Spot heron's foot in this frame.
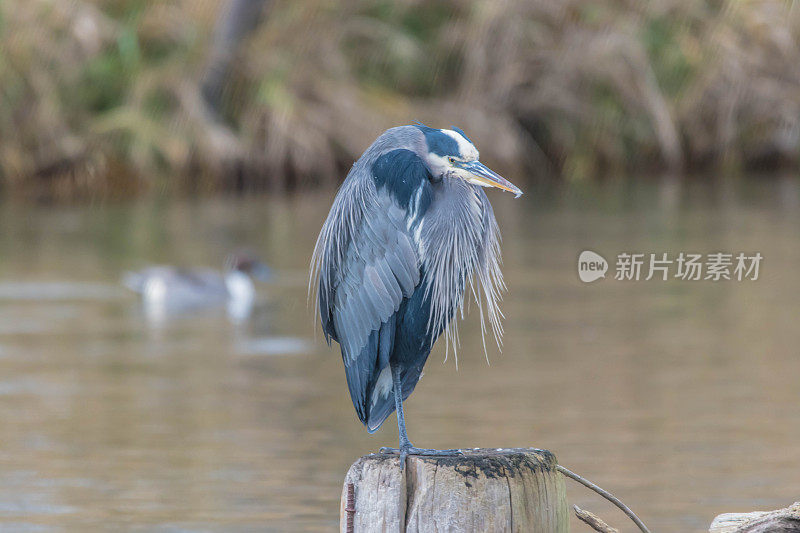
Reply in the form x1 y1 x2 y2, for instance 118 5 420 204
380 445 464 471
379 446 465 457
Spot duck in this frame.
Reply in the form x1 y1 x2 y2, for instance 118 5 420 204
123 253 271 322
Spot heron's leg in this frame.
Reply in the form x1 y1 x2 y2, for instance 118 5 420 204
379 364 463 464
392 363 412 449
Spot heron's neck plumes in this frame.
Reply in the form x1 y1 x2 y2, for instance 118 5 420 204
420 180 506 365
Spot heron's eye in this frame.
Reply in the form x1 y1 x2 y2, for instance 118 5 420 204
448 157 456 163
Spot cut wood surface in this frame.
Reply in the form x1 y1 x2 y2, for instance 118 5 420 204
709 501 800 533
339 447 568 533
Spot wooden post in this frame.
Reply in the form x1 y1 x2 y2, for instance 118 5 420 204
339 447 569 532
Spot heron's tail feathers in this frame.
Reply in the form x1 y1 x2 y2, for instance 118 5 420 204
357 363 395 433
364 365 422 433
366 393 395 434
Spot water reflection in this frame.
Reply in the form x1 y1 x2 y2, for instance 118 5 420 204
0 179 797 530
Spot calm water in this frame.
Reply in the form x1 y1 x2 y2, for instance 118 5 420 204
0 178 798 531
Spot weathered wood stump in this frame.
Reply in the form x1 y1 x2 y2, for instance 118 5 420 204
709 501 800 532
339 447 569 532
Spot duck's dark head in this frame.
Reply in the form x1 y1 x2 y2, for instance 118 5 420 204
226 252 272 281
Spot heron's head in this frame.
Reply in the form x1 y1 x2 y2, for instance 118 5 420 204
416 125 523 197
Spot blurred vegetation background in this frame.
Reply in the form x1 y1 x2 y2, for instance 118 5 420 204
1 0 799 198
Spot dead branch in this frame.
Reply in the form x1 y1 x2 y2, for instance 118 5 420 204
557 464 650 533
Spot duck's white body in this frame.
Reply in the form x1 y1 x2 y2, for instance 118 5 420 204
124 266 255 322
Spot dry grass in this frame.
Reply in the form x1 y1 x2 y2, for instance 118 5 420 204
1 0 799 198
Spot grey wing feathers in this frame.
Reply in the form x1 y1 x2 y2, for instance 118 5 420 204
333 198 418 357
311 178 420 422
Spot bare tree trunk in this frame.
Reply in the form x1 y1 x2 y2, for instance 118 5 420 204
200 0 270 117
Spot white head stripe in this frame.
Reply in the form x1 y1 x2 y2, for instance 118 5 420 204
441 129 479 160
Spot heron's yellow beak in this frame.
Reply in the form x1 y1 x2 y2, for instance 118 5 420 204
457 161 523 198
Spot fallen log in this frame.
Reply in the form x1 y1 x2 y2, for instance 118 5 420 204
709 501 800 532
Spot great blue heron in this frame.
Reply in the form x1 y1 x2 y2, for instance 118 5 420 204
311 125 521 461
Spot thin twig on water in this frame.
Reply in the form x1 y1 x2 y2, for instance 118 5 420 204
556 464 651 533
